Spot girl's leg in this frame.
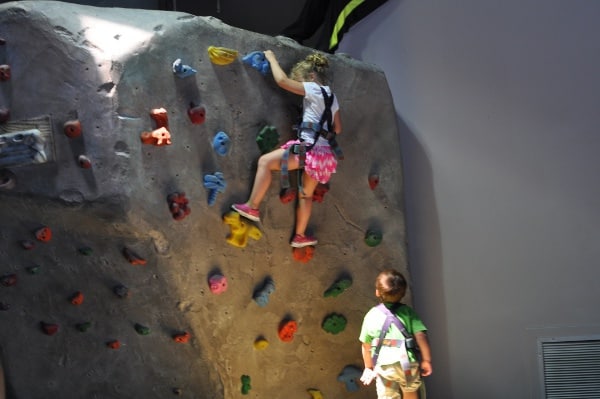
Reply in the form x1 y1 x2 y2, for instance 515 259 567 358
245 148 290 208
294 171 319 237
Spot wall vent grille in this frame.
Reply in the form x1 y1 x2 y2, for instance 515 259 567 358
540 337 600 398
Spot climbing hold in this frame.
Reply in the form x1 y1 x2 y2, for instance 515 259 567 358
322 313 347 335
1 274 17 287
135 323 151 335
187 102 206 125
63 120 82 138
0 108 10 124
292 246 314 263
278 319 298 342
307 388 324 399
212 131 230 156
312 183 329 203
207 46 239 65
167 192 191 220
223 211 262 248
77 154 92 169
69 291 84 305
172 58 197 78
20 240 35 250
368 174 379 190
113 284 130 299
208 274 228 294
0 169 16 190
0 65 10 81
364 229 383 247
35 226 52 242
324 278 352 298
173 331 191 343
140 126 171 146
203 172 226 206
242 51 271 76
150 107 168 128
253 278 275 307
78 246 93 256
279 187 297 204
337 365 362 392
76 321 92 332
40 322 59 336
172 387 183 396
253 337 269 350
26 265 41 274
122 247 147 265
107 340 121 349
256 125 279 154
240 375 252 395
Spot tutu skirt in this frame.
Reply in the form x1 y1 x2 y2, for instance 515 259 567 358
281 140 337 184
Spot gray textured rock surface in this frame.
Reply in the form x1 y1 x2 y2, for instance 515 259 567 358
0 1 408 398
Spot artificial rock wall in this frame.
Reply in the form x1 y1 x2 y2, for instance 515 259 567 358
0 2 407 398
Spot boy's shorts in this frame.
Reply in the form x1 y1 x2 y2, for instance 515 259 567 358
375 361 422 399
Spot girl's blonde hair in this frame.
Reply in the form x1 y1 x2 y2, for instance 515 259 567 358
375 269 407 303
290 52 330 84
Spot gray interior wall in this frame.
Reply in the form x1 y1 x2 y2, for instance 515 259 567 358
338 1 600 398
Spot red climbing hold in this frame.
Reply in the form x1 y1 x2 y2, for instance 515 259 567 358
279 187 297 204
292 246 314 263
150 107 169 128
173 331 191 343
41 322 59 336
122 247 147 265
0 65 10 81
63 120 82 138
1 274 17 287
35 226 52 242
70 291 84 305
312 183 329 203
368 174 379 190
107 340 121 349
188 103 206 125
278 319 298 342
78 155 92 169
167 192 191 220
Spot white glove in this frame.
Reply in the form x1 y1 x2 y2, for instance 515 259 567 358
360 367 377 385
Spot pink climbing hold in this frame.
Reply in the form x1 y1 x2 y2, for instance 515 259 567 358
208 274 228 294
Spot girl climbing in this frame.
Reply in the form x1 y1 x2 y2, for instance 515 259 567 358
232 50 342 248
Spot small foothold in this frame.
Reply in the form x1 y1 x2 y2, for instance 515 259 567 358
78 246 93 256
0 65 11 81
122 247 146 265
312 183 329 203
322 313 347 335
76 321 92 332
292 246 315 263
364 229 383 247
1 274 17 287
78 155 92 169
70 291 84 305
324 278 353 298
240 375 252 395
107 340 121 349
26 265 41 274
212 131 230 156
307 388 324 399
187 103 206 125
279 187 297 204
242 51 271 76
0 169 16 190
253 337 269 350
278 319 298 343
35 226 52 242
41 322 59 336
172 58 197 78
63 120 82 138
337 365 362 392
173 331 191 343
113 284 130 299
0 108 10 124
256 125 279 154
20 240 35 250
208 274 228 294
167 192 191 220
0 38 5 45
368 174 379 190
134 323 151 335
172 387 183 396
253 278 275 307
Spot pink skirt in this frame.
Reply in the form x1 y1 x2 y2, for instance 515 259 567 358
281 140 337 184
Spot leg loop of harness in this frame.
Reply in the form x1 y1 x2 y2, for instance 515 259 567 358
280 147 291 189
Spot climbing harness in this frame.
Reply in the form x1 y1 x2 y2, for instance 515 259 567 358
280 87 343 195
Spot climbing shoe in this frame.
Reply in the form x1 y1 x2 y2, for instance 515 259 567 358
231 203 260 222
290 234 318 248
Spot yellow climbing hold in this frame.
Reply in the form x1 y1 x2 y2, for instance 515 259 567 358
307 388 324 399
253 337 269 350
207 46 239 65
223 211 262 248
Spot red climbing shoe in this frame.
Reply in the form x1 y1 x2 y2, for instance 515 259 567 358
231 203 260 222
290 234 318 248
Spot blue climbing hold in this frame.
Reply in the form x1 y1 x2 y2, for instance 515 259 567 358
203 172 226 206
172 58 197 78
253 278 275 307
213 131 231 156
242 51 270 76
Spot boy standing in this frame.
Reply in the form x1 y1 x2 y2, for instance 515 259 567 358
359 269 433 399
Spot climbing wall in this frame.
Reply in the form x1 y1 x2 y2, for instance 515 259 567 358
0 2 408 398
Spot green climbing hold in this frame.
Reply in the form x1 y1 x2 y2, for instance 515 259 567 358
76 321 92 332
135 323 151 335
26 265 41 274
322 313 347 335
324 278 352 298
364 229 382 247
78 246 93 256
241 375 252 395
256 125 279 154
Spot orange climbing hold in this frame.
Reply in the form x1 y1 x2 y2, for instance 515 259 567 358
35 226 52 242
122 247 147 265
107 340 121 349
150 107 169 128
292 246 315 263
278 319 298 342
173 331 191 343
140 126 171 146
70 291 84 305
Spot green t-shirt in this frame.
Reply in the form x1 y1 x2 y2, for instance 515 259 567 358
359 303 427 364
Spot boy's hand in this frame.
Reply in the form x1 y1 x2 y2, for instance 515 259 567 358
420 360 433 376
360 368 377 385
